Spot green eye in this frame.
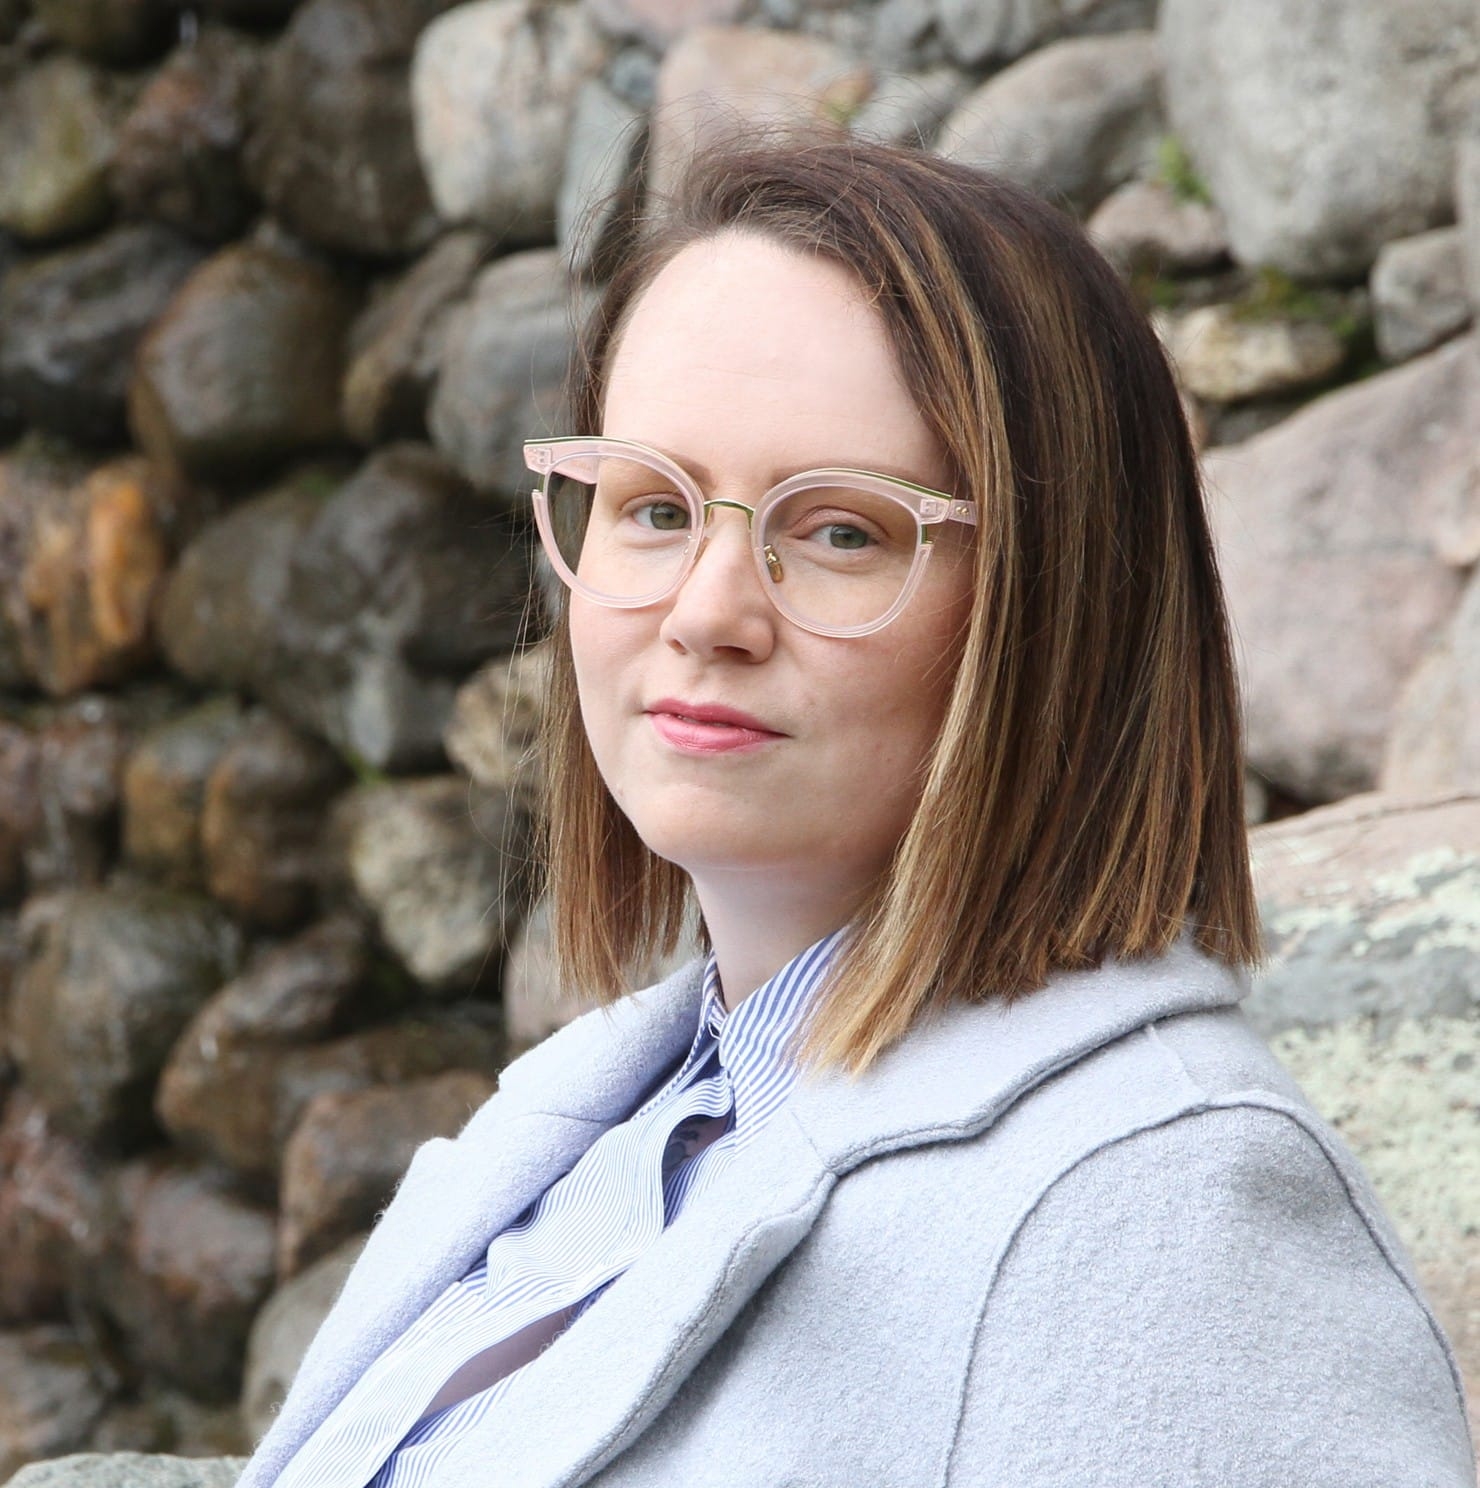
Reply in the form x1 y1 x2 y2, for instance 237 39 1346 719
824 524 870 550
636 500 690 531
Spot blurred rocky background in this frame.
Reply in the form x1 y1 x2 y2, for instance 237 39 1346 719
0 0 1476 1480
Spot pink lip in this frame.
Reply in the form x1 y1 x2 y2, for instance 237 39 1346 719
646 698 786 754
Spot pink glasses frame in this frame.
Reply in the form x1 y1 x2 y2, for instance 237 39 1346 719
524 435 978 639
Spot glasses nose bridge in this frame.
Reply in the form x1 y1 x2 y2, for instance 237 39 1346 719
698 496 759 532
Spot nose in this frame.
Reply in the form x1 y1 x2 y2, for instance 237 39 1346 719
658 504 777 662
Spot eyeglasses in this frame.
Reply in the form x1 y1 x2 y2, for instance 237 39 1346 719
524 436 977 639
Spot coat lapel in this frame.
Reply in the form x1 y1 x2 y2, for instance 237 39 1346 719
239 962 707 1488
431 936 1247 1488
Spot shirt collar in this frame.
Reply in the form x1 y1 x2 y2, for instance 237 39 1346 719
701 929 847 1133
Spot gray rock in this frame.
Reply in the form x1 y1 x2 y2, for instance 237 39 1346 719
0 55 121 244
112 27 265 244
429 249 596 503
937 0 1154 69
9 884 243 1147
0 224 205 446
199 710 347 930
90 1158 276 1402
867 0 941 72
33 0 177 64
6 1456 247 1487
241 1236 366 1444
121 697 250 893
245 0 458 260
1382 567 1480 794
1160 0 1480 279
1087 177 1229 276
194 0 301 22
1457 134 1480 318
648 28 872 203
342 228 491 447
332 774 533 989
0 1327 111 1482
604 44 658 110
847 66 969 148
557 80 644 281
156 446 530 771
1250 789 1480 1412
1206 335 1479 802
1371 226 1471 365
0 720 39 902
443 646 547 807
276 1070 495 1275
410 0 608 243
129 243 356 483
1153 303 1346 404
936 32 1162 214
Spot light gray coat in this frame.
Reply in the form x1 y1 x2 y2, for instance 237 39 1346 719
239 940 1475 1487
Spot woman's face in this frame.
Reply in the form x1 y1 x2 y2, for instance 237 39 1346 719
570 232 975 910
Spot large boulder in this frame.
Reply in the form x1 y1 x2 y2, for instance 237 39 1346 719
9 885 243 1147
410 0 608 243
156 445 530 770
0 56 121 245
91 1158 276 1402
648 28 871 201
1371 226 1472 365
556 79 644 280
936 0 1154 70
936 32 1162 214
129 243 356 483
342 228 491 446
246 0 459 259
198 710 348 930
0 225 205 446
1250 789 1480 1429
275 1070 495 1275
1205 334 1480 802
428 248 595 502
111 27 265 244
330 775 533 990
0 454 184 697
1382 567 1480 794
1159 0 1480 279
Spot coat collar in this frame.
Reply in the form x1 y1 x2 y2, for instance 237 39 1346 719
244 939 1246 1488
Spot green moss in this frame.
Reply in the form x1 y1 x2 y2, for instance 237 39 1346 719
1154 135 1212 207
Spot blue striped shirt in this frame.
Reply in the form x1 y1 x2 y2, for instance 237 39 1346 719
270 930 842 1488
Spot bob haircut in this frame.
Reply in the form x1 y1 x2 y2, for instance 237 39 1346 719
538 135 1261 1073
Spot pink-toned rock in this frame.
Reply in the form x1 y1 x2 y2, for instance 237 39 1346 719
1206 334 1480 802
1088 177 1230 275
93 1157 276 1401
276 1070 496 1275
649 28 873 202
1382 567 1480 793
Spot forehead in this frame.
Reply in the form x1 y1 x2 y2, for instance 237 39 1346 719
601 233 946 487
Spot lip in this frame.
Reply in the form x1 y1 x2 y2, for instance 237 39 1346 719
645 697 787 754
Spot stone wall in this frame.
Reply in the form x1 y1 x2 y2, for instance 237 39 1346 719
0 0 1477 1477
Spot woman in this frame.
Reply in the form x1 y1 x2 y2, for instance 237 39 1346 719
239 139 1474 1486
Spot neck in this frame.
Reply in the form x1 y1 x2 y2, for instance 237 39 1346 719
691 868 863 1012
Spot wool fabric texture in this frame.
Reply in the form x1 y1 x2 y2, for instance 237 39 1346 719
238 939 1476 1487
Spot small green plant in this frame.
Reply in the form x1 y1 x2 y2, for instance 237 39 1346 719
1155 135 1212 207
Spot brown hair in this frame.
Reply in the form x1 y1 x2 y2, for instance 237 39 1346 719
539 135 1260 1073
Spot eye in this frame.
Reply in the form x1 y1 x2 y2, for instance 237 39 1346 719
817 522 871 550
632 498 690 532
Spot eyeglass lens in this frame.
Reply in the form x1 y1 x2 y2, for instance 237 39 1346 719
542 451 922 631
